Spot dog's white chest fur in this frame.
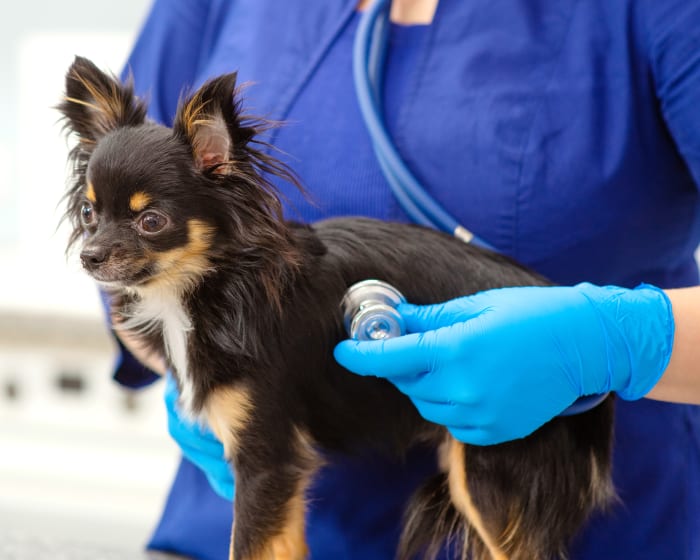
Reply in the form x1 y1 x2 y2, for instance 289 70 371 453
124 287 197 416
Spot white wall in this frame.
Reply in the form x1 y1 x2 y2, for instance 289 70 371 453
0 1 182 553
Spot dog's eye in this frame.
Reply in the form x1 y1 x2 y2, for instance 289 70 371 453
138 211 168 234
80 202 96 227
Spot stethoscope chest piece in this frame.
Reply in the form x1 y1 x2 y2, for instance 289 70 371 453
342 279 407 341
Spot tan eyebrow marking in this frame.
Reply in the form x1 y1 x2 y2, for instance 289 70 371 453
85 182 97 203
129 192 152 212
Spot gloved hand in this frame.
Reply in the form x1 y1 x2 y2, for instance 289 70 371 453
334 283 674 445
164 373 235 500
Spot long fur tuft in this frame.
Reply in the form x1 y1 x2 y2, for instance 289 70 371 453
172 73 306 310
399 473 466 560
58 56 148 251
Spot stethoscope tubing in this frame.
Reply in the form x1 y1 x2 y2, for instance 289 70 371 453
353 0 434 230
353 0 609 416
353 0 495 249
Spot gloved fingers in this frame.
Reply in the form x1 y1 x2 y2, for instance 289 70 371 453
163 372 179 408
201 458 235 498
448 426 497 446
398 296 488 333
411 397 475 429
206 471 235 501
163 373 235 501
174 424 235 501
388 367 476 403
166 413 227 456
164 372 226 454
334 331 438 378
164 373 208 434
385 326 480 399
173 423 234 501
177 440 225 471
179 456 235 501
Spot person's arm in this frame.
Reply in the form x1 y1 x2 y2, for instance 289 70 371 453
646 287 700 404
626 0 700 403
334 282 679 445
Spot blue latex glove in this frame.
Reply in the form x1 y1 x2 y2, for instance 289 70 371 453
164 373 235 500
334 283 674 445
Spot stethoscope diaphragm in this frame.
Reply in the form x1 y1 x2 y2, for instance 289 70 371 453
341 279 407 341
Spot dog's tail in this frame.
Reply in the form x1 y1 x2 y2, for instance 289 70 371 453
398 473 466 560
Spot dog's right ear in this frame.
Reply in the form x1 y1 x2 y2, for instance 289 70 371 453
173 72 260 175
59 56 147 147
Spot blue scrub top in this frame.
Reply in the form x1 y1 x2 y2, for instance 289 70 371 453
117 1 700 558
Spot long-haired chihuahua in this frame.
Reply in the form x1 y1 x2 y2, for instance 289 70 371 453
59 57 615 560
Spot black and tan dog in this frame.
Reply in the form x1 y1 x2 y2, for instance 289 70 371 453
59 56 615 560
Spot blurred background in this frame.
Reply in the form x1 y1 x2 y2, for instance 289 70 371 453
0 0 182 555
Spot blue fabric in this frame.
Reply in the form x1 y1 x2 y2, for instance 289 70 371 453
120 0 700 558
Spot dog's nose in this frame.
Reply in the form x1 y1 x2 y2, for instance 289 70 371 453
80 246 110 270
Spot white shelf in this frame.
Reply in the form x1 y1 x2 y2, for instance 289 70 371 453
0 317 179 549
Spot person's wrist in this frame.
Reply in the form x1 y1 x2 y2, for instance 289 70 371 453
575 282 674 401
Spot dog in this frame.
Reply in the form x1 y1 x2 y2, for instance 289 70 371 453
59 56 615 560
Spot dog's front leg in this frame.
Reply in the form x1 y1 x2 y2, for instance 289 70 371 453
205 387 318 560
231 456 314 560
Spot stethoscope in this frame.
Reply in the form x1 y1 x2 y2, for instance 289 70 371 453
353 0 494 251
348 0 608 416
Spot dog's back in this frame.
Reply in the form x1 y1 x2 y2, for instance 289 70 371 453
59 57 615 560
272 217 616 559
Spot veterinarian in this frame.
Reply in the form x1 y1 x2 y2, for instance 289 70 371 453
109 1 700 558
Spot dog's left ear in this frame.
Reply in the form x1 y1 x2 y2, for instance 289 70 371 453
173 73 257 175
59 56 147 147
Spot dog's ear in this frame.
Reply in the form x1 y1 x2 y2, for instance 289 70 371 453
173 73 258 175
59 56 147 146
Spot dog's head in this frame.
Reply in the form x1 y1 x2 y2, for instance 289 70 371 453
59 56 299 296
